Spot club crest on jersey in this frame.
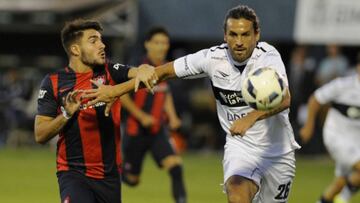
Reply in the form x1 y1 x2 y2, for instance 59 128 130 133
93 75 106 85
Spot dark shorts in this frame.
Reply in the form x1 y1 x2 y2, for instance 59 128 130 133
57 171 121 203
122 127 176 175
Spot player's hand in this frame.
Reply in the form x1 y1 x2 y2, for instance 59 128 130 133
134 64 158 93
299 124 314 144
62 90 82 117
104 97 119 117
82 80 116 107
229 114 257 136
169 116 182 131
139 113 156 128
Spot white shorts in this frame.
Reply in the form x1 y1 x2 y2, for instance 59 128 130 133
323 128 360 177
223 142 296 203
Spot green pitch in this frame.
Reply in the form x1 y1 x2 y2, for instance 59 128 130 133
0 148 359 203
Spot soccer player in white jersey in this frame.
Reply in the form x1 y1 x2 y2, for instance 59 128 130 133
83 5 300 203
300 54 360 203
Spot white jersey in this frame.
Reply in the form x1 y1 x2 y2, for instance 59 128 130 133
174 42 300 157
315 75 360 138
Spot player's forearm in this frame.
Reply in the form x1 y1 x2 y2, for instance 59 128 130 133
155 62 178 82
34 115 68 144
248 89 291 121
304 95 322 127
127 67 139 78
120 94 147 120
164 93 179 120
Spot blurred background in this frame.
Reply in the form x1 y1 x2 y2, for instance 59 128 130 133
0 0 360 202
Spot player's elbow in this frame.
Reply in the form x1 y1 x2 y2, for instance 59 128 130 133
34 129 49 145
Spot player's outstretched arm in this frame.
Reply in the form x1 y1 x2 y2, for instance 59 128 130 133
164 92 182 130
299 94 323 143
230 88 291 136
83 62 177 107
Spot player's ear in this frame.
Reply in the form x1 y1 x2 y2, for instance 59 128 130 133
255 30 260 42
70 44 80 56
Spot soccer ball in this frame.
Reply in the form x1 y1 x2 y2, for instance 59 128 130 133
241 67 285 111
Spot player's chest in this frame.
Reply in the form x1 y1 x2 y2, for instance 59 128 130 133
208 61 249 91
58 73 108 96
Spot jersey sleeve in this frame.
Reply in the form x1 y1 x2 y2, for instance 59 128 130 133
173 49 209 78
107 62 130 84
261 50 289 87
314 78 343 104
37 74 58 117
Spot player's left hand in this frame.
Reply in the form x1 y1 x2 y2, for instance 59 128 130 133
134 64 158 92
229 114 257 136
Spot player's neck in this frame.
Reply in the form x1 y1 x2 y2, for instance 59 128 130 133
68 59 93 73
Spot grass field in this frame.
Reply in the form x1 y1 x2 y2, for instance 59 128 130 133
0 148 359 203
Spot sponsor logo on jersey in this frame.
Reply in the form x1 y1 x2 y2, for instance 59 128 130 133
217 70 229 77
211 83 247 107
219 91 244 106
113 63 122 70
184 56 189 70
38 89 47 99
213 70 230 82
227 112 247 121
211 56 227 61
79 101 106 110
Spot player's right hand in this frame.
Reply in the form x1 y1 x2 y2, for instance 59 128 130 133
62 90 82 117
299 124 314 144
134 64 158 93
140 114 156 128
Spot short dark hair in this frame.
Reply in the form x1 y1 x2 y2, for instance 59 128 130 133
223 5 260 33
61 19 103 55
145 26 169 41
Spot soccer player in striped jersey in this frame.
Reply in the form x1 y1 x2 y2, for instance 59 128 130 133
300 53 360 203
120 27 186 203
34 19 157 203
83 5 300 203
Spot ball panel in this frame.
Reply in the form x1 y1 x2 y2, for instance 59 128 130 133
241 67 285 111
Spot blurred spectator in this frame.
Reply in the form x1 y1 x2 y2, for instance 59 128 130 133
288 45 316 127
315 44 349 86
0 68 39 147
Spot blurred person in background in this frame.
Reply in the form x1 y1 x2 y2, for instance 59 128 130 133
120 27 186 203
316 44 348 86
83 5 300 203
34 19 156 203
288 45 316 129
0 68 36 147
300 52 360 203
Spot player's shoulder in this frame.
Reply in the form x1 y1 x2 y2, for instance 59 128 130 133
41 69 62 82
107 61 128 70
200 43 228 60
209 43 228 52
255 42 280 57
328 75 357 87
